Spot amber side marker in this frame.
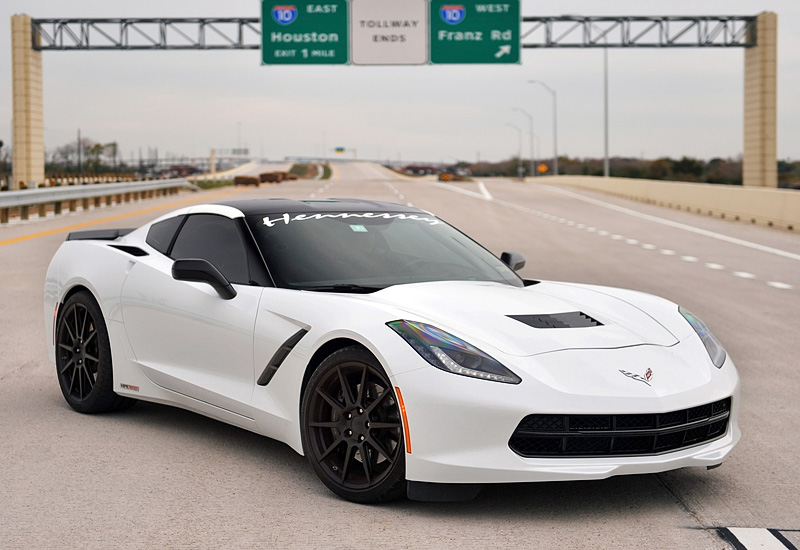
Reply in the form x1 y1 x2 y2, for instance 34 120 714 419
395 386 411 454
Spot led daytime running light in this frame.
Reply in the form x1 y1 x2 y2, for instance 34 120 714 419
387 320 521 384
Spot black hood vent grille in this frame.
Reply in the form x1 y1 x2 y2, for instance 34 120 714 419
508 312 602 329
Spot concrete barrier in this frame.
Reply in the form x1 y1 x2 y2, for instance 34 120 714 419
542 175 800 231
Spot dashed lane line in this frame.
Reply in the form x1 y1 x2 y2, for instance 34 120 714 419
547 185 800 263
768 281 794 290
428 186 798 294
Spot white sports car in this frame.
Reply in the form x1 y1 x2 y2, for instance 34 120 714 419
44 198 740 503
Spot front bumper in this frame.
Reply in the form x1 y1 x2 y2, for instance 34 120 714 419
391 342 740 485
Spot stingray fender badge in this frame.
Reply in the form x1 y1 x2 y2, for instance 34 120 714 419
619 368 653 386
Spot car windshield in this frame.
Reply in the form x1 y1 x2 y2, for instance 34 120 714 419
245 211 523 291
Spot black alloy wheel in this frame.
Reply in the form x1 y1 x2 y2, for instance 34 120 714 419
301 346 406 503
55 291 135 413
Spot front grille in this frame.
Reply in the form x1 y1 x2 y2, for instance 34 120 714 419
509 398 731 458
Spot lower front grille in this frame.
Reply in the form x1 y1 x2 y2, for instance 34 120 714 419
509 398 731 458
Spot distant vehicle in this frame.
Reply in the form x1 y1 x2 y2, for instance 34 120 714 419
402 164 438 175
234 175 261 186
44 198 740 503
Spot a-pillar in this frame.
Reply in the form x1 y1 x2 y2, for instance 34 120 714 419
11 14 45 190
743 12 777 187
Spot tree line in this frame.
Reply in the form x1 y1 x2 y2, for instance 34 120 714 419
467 155 800 188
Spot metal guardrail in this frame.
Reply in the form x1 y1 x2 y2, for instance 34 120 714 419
0 178 197 223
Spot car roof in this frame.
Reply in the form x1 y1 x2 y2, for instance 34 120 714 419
218 198 425 216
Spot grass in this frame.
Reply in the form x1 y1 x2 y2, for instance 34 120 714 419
195 178 233 189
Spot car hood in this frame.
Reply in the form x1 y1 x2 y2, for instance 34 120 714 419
367 280 679 357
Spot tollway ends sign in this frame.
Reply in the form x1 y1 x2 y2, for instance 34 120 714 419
350 0 428 65
261 0 520 65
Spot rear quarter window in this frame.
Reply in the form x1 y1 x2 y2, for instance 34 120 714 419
145 216 184 254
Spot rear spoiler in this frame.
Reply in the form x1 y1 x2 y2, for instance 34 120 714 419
66 228 135 241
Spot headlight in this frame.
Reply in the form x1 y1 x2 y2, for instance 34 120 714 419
679 307 727 368
387 320 521 384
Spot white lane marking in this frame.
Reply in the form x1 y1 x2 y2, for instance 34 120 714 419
382 181 415 207
426 180 493 201
547 186 800 262
734 271 757 279
611 234 623 240
313 162 324 181
625 239 639 245
767 281 793 290
437 187 796 294
727 528 791 550
476 181 493 200
586 227 597 232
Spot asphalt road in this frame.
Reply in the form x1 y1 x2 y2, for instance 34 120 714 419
1 163 798 549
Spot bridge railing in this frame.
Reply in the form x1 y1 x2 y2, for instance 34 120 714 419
0 178 196 224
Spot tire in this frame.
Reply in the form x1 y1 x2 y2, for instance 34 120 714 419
55 290 136 414
301 346 406 503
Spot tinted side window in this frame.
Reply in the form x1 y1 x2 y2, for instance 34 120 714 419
170 214 249 285
146 216 184 254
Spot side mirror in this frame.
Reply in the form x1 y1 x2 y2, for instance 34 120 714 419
500 251 526 272
172 258 237 300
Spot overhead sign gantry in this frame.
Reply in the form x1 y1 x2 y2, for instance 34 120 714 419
260 0 521 65
10 12 776 190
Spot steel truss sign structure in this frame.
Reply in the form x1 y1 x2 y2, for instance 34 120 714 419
31 14 756 53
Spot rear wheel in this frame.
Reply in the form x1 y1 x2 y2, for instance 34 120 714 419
55 291 135 413
301 346 406 503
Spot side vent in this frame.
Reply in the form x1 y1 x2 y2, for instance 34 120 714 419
109 245 149 257
257 328 309 386
509 312 602 329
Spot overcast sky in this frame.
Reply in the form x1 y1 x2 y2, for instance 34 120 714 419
2 0 799 165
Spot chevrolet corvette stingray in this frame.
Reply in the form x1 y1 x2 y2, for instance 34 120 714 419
44 198 740 502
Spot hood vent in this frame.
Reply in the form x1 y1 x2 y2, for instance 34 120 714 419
508 312 602 329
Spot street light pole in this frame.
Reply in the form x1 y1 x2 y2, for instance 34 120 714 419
604 45 609 177
512 107 535 178
590 23 610 177
528 80 558 176
505 123 524 179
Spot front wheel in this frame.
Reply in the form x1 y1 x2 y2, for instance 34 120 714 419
55 291 135 413
301 346 406 503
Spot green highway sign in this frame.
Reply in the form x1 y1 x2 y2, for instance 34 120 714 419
261 1 348 64
429 1 520 64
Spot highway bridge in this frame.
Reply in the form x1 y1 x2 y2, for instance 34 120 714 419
1 164 798 549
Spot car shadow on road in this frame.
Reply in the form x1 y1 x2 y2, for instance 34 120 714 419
107 400 735 523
